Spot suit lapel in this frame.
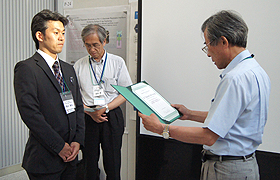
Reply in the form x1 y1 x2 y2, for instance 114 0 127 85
33 52 62 92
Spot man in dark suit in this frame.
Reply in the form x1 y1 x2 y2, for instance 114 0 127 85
14 9 85 180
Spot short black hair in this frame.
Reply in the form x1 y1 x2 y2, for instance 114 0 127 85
31 9 69 49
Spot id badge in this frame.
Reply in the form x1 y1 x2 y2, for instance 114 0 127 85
60 91 76 114
93 85 105 97
93 98 105 106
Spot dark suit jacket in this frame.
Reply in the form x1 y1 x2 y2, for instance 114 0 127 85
14 52 85 173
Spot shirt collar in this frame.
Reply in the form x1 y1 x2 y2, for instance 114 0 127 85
91 50 107 64
37 49 59 68
220 49 251 79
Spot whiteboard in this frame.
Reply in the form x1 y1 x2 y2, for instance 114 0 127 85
139 0 280 153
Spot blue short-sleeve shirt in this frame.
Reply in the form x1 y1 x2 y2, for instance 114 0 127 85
203 50 270 156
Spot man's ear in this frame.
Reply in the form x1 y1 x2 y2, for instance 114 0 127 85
102 39 106 46
35 31 44 42
220 36 229 47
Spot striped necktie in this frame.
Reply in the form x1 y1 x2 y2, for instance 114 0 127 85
52 61 64 91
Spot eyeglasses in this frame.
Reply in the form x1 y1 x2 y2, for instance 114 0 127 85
84 43 101 49
201 40 214 54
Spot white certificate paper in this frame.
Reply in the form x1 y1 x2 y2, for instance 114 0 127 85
133 85 175 119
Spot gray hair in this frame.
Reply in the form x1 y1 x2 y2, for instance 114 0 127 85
81 24 107 43
201 10 248 48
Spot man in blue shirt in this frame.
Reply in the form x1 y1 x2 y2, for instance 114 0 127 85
139 10 270 179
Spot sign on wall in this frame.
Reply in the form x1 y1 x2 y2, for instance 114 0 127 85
64 6 128 64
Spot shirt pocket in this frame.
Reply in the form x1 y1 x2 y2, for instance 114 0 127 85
104 77 117 93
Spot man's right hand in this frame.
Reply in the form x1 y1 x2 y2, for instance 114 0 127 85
84 104 108 123
58 142 72 162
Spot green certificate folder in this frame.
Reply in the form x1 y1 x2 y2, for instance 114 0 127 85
111 81 181 124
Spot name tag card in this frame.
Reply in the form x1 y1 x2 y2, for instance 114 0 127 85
60 91 76 114
93 85 105 97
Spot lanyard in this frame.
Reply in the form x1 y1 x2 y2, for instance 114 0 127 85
54 62 69 92
61 76 70 92
220 54 255 79
89 52 107 85
243 54 254 61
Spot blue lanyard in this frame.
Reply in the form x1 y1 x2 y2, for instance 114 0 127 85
220 54 255 79
243 54 254 61
89 52 107 85
61 76 70 92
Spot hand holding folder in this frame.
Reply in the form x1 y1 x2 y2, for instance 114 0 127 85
111 81 181 124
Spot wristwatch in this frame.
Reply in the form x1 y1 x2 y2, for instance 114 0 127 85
103 104 109 113
162 124 170 139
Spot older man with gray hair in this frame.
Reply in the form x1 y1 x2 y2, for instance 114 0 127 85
140 10 270 180
74 24 132 180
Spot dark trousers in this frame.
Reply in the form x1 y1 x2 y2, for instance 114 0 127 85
83 107 124 180
27 163 77 180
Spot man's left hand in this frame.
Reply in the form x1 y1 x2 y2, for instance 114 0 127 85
65 142 80 162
